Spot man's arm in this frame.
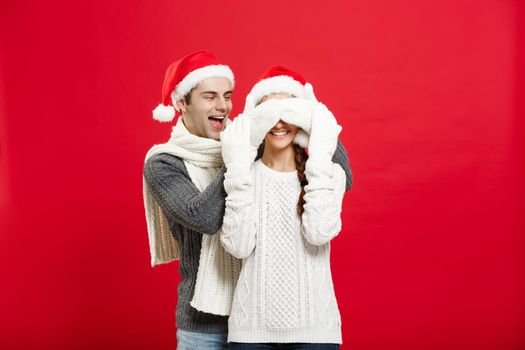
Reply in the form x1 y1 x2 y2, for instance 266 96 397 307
144 153 227 235
333 139 353 191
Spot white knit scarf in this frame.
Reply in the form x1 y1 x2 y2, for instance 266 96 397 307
143 117 241 316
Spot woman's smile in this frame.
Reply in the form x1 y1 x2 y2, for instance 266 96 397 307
269 128 292 138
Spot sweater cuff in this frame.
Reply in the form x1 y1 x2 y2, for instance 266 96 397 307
224 168 252 193
225 165 251 178
305 161 338 191
305 156 334 178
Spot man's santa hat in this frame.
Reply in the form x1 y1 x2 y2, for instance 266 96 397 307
248 66 308 106
152 50 235 122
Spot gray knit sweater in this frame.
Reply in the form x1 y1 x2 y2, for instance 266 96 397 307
143 140 353 334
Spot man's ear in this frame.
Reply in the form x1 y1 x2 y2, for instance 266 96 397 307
175 98 185 113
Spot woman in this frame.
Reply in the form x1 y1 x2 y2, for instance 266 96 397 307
220 67 346 349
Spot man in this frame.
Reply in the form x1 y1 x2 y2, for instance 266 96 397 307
143 51 353 349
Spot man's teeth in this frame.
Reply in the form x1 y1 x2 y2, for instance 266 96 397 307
209 115 225 121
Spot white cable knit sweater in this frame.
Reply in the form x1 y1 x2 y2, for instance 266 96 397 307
220 159 346 344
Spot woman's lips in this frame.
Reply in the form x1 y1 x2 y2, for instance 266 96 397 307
269 129 291 138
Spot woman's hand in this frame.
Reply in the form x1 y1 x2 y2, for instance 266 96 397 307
308 102 342 165
249 97 315 148
248 98 281 148
220 114 256 172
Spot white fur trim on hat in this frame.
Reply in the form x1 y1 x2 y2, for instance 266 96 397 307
171 64 235 102
153 103 176 122
250 75 307 105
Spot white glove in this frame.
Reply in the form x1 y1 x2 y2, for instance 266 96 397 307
220 114 256 172
243 93 257 113
249 98 315 148
294 83 319 146
248 98 281 148
307 102 342 166
304 82 319 103
277 98 314 133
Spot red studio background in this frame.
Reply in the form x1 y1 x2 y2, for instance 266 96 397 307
1 0 524 349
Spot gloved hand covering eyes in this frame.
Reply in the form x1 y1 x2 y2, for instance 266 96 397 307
247 97 315 148
239 82 342 152
220 114 257 171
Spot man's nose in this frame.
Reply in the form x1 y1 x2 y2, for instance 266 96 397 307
215 97 227 112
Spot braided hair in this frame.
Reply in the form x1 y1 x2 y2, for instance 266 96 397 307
293 143 309 216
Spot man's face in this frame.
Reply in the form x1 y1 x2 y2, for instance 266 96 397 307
176 77 233 140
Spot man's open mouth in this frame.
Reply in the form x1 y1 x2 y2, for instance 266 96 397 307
208 115 226 129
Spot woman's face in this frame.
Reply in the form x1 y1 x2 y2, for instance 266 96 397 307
259 92 292 104
264 119 299 150
260 93 299 150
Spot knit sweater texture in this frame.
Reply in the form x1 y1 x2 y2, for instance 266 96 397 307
221 159 346 344
143 141 352 334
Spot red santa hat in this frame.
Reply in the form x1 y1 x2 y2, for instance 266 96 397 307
152 50 235 122
248 66 307 106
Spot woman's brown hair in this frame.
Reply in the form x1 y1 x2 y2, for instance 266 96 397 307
293 143 309 216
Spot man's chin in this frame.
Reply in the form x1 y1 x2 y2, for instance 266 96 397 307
206 130 222 141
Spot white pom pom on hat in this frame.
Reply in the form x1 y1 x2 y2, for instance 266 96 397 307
152 50 235 122
152 104 176 122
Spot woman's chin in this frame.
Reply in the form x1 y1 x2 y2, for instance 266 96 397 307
265 138 294 150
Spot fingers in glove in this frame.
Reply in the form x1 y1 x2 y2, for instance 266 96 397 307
304 83 318 103
243 93 256 112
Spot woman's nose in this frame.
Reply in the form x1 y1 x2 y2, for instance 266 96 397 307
274 120 285 128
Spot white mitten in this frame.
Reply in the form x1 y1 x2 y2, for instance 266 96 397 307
277 98 314 133
220 114 256 173
243 93 257 113
249 99 282 148
304 83 319 103
307 102 342 168
304 83 319 102
250 98 314 148
296 83 319 147
244 92 285 149
278 98 314 148
304 79 341 161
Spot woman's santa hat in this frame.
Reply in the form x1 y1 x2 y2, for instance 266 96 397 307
247 66 314 148
248 66 308 106
152 50 235 122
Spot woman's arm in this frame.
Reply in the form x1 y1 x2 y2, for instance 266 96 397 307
301 162 346 246
255 138 352 192
219 114 258 259
220 170 257 259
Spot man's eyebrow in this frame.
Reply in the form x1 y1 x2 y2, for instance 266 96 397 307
199 90 232 96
